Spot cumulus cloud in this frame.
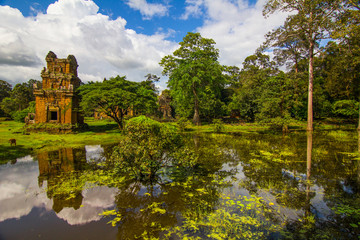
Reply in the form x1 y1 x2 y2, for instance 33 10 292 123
180 0 205 20
56 186 117 225
192 0 288 67
0 0 287 90
0 151 117 225
0 0 176 88
125 0 169 20
0 161 52 222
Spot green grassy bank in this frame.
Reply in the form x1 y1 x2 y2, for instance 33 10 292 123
0 118 123 161
0 117 356 162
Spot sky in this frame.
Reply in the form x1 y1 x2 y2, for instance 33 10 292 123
0 0 288 90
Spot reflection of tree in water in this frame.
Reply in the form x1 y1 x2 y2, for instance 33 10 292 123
37 147 86 213
109 133 235 239
226 131 360 239
113 173 228 239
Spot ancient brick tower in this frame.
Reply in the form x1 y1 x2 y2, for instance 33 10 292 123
34 51 83 124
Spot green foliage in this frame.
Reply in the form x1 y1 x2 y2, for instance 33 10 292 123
0 79 39 118
0 97 17 117
160 32 226 125
263 0 344 130
78 76 158 129
0 80 11 116
111 116 195 180
332 100 359 118
12 101 35 122
99 209 123 227
212 119 225 133
167 194 282 239
176 117 191 131
229 52 279 122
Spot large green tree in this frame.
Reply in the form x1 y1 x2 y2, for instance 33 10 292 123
0 80 12 117
78 76 158 129
0 79 39 118
0 80 11 102
332 0 360 130
263 0 343 131
11 79 39 111
229 52 278 122
159 32 226 125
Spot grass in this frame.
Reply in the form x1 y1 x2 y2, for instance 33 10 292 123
0 118 123 162
0 116 357 162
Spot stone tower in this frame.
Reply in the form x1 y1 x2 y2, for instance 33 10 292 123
34 51 83 125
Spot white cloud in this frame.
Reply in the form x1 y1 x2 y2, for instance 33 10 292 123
180 0 204 20
56 186 117 225
125 0 169 20
0 161 52 222
0 0 176 88
0 0 287 90
193 0 288 68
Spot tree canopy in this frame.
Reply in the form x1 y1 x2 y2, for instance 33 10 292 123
78 76 158 129
263 0 344 131
160 32 226 125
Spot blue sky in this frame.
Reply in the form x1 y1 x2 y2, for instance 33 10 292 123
0 0 287 90
0 0 207 42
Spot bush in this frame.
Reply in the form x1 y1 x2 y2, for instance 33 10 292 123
212 119 225 133
111 116 195 180
177 117 191 131
332 100 359 118
11 101 35 123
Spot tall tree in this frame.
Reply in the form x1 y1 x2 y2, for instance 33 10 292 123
261 20 307 73
229 52 278 122
332 0 360 130
263 0 343 131
159 32 225 125
78 76 158 129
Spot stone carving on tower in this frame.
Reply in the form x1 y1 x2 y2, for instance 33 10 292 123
34 51 83 125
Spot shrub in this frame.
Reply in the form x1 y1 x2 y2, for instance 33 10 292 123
111 116 195 180
332 100 359 118
177 117 191 131
12 101 35 123
212 119 225 133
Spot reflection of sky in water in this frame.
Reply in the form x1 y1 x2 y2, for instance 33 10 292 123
220 151 332 222
0 160 52 222
85 145 105 162
0 145 116 226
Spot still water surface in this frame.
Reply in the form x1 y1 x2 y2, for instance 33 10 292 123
0 131 359 239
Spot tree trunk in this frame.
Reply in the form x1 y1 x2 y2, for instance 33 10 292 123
305 131 313 224
192 85 201 126
307 39 314 132
358 102 360 131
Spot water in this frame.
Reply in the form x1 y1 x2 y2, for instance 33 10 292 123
0 131 359 239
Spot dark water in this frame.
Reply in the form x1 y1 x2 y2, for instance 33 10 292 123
0 131 359 239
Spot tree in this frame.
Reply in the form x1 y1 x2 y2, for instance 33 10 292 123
0 79 39 118
159 32 226 125
0 80 12 117
229 52 278 121
263 0 343 131
78 76 158 129
260 19 307 73
332 0 360 130
111 116 185 180
0 97 17 117
11 79 39 111
0 80 11 102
